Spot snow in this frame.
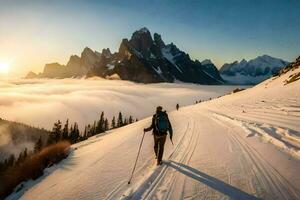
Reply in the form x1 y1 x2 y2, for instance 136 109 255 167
161 47 183 73
150 53 156 59
153 66 163 75
138 27 150 34
220 55 289 84
4 67 300 199
202 70 224 84
201 59 213 65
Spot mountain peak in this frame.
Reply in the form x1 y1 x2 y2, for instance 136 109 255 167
129 27 154 57
201 59 213 65
137 27 150 33
154 33 165 48
83 47 93 53
220 54 289 84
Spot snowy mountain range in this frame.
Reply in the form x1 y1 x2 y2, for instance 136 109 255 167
27 28 224 84
219 55 289 85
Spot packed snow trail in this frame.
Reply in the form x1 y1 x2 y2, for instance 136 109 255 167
8 108 300 200
7 68 300 200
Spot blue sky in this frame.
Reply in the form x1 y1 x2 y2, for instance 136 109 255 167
0 0 299 75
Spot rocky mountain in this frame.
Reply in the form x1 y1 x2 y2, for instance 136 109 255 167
219 55 289 85
27 28 224 84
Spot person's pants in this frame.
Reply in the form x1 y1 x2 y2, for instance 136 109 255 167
153 134 167 162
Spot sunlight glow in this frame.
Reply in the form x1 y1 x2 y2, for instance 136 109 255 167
0 61 10 74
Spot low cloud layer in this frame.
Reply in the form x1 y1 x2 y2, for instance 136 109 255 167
0 78 237 131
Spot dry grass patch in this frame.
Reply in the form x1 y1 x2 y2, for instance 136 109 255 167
0 141 70 199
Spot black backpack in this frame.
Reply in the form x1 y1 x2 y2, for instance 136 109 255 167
155 112 169 132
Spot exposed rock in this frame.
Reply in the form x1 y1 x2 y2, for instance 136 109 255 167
33 27 224 84
25 71 38 79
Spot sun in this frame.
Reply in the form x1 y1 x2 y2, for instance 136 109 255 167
0 61 10 74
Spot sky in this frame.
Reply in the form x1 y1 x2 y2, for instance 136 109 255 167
0 0 300 76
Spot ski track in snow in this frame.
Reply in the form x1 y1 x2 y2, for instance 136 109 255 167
5 68 300 200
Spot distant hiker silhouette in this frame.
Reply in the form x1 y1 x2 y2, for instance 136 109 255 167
144 106 173 165
176 103 179 110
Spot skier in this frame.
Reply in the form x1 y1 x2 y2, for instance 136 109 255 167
176 103 179 110
144 106 173 165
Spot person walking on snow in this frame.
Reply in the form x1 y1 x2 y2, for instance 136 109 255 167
144 106 173 165
176 103 179 110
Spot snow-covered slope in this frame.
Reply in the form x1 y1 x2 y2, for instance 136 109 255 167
6 66 300 200
220 55 289 85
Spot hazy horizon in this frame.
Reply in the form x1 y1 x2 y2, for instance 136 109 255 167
0 0 300 77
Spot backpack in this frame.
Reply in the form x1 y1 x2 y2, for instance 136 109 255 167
155 112 169 132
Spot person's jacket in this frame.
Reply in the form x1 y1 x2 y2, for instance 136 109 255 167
144 111 173 139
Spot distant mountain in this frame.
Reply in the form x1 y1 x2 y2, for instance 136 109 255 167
219 55 289 85
27 27 224 84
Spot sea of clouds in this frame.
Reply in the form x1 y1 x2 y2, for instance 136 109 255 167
0 78 237 130
0 77 239 157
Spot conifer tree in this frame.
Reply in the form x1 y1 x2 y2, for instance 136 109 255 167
70 122 80 143
104 118 109 131
86 124 91 138
7 154 15 166
34 137 43 153
129 116 133 124
91 121 96 136
62 119 69 140
117 112 123 127
111 116 116 129
48 120 62 145
124 118 128 126
83 126 88 140
16 148 27 165
75 123 80 142
96 111 105 133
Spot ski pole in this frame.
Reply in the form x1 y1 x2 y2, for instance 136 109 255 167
128 131 146 184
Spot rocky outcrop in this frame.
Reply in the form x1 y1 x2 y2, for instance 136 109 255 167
25 71 38 79
30 27 224 84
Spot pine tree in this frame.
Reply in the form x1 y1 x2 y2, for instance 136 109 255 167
123 118 128 126
83 126 88 140
104 118 109 131
117 112 123 127
111 116 116 129
96 111 105 133
34 137 43 153
16 148 28 165
86 124 91 138
16 151 23 165
129 116 133 124
70 122 80 143
48 120 62 145
92 121 96 135
62 119 69 140
7 154 15 167
74 123 80 142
